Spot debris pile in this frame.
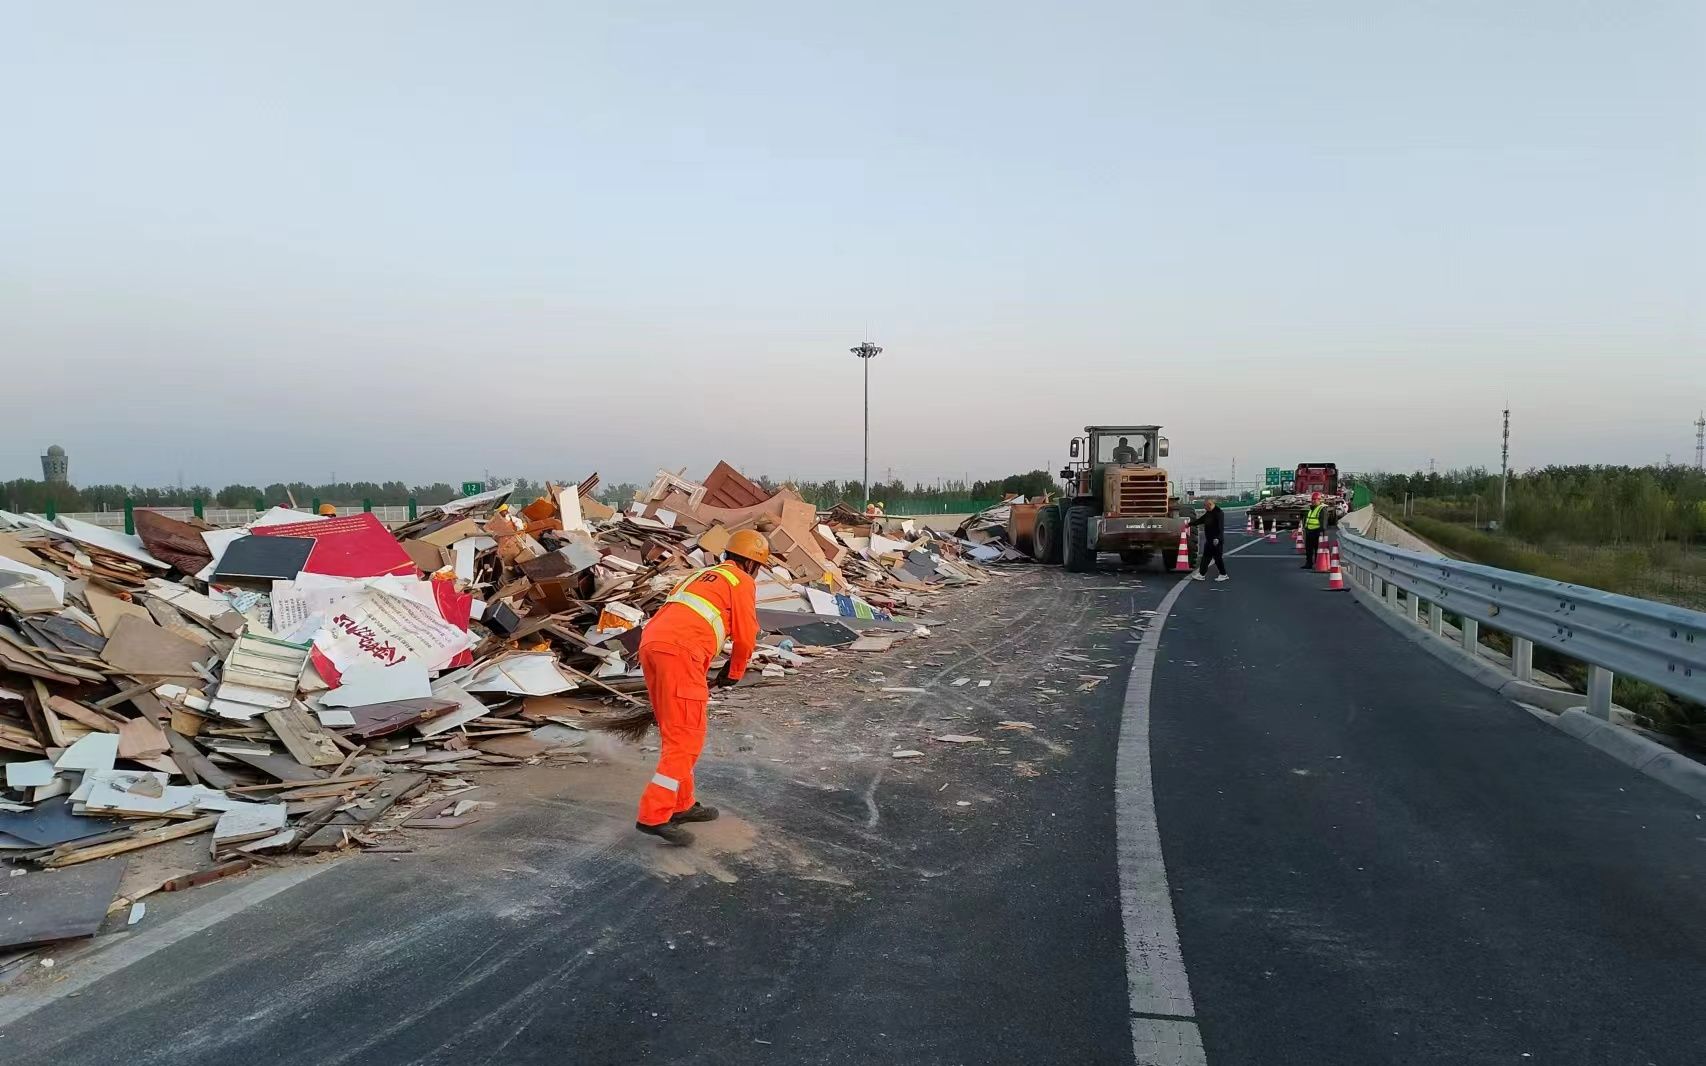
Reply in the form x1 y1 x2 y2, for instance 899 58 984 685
954 496 1045 561
1248 492 1350 529
0 461 995 955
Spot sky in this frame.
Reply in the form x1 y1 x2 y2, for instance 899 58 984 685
2 1 1702 492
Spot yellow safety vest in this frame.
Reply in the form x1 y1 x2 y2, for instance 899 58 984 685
1305 505 1325 531
662 564 743 647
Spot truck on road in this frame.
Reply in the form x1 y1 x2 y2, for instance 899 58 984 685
1250 461 1342 531
1019 425 1198 573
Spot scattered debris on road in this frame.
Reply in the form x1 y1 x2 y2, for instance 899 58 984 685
0 461 997 958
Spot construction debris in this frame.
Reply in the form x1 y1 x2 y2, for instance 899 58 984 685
0 461 996 951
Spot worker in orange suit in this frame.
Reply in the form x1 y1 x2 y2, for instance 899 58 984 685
633 528 768 846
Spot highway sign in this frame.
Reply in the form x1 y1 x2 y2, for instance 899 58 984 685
1264 467 1286 486
461 481 484 496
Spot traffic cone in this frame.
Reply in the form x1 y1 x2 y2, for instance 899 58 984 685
1266 530 1277 543
1173 525 1192 572
1294 527 1303 553
1245 512 1254 533
1314 538 1330 572
1327 544 1345 590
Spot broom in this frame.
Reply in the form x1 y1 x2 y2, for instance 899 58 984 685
584 706 657 744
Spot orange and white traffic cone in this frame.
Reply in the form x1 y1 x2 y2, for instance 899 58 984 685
1246 512 1254 533
1266 525 1277 543
1294 527 1303 553
1173 525 1193 572
1314 538 1330 572
1327 544 1345 590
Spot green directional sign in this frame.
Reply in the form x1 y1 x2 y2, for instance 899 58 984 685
1264 467 1286 486
462 481 484 496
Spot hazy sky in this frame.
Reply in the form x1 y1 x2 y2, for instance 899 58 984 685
3 1 1702 491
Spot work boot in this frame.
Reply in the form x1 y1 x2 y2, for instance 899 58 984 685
671 802 720 824
636 821 695 847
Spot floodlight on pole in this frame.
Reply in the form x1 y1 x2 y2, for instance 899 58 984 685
850 342 883 507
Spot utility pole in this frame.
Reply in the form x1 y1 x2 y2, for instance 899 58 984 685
1695 411 1704 471
1500 406 1510 522
850 342 883 506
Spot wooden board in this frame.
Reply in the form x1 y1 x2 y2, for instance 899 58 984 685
298 773 429 853
262 705 343 768
0 857 127 950
45 695 122 733
86 586 154 640
100 615 206 679
164 728 235 789
228 750 329 783
117 715 170 759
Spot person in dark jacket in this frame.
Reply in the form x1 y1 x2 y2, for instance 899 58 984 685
1187 499 1228 581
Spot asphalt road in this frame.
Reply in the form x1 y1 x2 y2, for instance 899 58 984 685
4 527 1704 1065
1154 532 1706 1065
0 567 1168 1066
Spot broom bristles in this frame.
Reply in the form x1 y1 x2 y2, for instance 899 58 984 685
585 708 657 744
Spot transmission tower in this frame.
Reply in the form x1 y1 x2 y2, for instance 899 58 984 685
1500 407 1511 521
1696 411 1704 470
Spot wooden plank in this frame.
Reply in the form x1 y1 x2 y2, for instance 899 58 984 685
29 681 69 747
298 773 430 853
164 728 235 789
43 816 218 868
228 750 328 784
262 705 343 768
46 695 122 732
94 678 162 710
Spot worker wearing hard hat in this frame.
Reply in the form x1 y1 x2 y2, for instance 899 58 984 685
633 529 769 846
1301 492 1328 570
318 504 337 517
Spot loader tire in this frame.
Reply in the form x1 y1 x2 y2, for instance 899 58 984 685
1034 506 1063 565
1064 506 1095 573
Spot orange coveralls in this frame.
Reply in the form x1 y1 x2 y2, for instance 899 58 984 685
635 562 758 827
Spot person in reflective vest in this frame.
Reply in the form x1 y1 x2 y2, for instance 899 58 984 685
634 529 768 846
1301 492 1327 570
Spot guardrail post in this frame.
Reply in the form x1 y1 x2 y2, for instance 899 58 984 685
193 497 204 519
1405 593 1420 624
362 498 373 514
44 498 56 521
254 497 264 513
1428 602 1444 637
1384 582 1398 610
311 497 321 515
1511 637 1534 683
1460 618 1479 656
1585 666 1613 720
123 497 135 536
408 496 418 520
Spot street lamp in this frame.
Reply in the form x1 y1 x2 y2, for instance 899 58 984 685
850 341 882 508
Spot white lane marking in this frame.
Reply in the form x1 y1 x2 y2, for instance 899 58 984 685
0 864 335 1030
1224 538 1265 558
1116 574 1210 1065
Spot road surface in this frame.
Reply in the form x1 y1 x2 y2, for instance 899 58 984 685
4 526 1703 1065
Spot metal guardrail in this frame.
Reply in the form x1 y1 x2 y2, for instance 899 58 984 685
1337 527 1706 719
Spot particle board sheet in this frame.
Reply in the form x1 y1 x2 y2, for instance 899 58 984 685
100 614 207 679
0 857 127 949
0 797 124 847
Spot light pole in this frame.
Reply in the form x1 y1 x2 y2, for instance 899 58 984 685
850 342 882 507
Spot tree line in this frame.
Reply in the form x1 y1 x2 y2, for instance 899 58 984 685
4 469 1061 516
1357 464 1706 546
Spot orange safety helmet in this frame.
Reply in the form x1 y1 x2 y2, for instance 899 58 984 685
318 503 337 516
725 529 772 566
